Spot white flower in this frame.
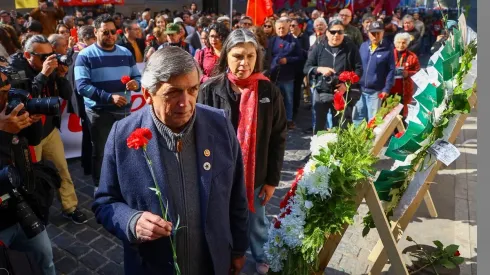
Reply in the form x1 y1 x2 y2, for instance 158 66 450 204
432 101 447 126
304 200 313 209
373 127 383 136
300 165 332 199
310 133 338 156
329 155 341 167
303 159 318 174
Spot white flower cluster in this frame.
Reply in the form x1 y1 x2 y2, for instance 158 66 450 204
310 133 338 156
265 133 340 272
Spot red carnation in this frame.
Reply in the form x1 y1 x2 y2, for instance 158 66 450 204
116 29 123 35
121 75 131 85
127 128 153 150
350 72 360 84
367 118 376 129
274 220 281 229
395 131 405 138
378 93 387 100
339 71 350 82
454 250 461 257
333 91 346 111
279 44 284 48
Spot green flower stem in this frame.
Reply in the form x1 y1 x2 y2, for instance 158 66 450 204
142 147 181 275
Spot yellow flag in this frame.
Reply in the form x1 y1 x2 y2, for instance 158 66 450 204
15 0 39 9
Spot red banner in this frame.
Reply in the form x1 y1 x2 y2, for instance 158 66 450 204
246 0 274 26
58 0 124 6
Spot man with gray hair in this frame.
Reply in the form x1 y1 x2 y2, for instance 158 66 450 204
92 46 249 275
63 15 75 29
10 34 88 224
338 8 363 47
48 34 68 56
401 14 421 54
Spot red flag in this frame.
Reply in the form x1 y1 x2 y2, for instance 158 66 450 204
247 0 274 26
372 0 400 16
301 0 309 7
289 0 297 8
274 0 287 10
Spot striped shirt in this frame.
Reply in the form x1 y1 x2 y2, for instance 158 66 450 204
74 43 141 113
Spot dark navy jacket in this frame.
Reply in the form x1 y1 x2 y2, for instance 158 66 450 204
269 34 304 82
359 39 396 93
92 104 249 275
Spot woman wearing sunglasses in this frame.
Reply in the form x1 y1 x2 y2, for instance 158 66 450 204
262 18 275 39
304 19 362 133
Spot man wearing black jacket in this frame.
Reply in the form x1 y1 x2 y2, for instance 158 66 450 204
117 20 145 63
0 69 55 275
304 20 363 133
10 35 87 225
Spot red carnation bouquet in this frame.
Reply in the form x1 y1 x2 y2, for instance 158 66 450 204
332 71 360 126
126 128 183 275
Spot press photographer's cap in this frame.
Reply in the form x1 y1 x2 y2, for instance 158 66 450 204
164 23 180 34
368 21 384 33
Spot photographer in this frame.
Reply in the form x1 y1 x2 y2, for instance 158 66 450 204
0 69 56 275
304 19 362 134
430 20 458 55
10 35 87 224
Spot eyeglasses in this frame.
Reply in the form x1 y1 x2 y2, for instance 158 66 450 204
101 29 117 36
339 14 351 18
30 52 54 61
263 25 272 28
290 24 298 27
329 30 344 35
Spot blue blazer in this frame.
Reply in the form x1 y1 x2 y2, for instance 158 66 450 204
92 104 249 275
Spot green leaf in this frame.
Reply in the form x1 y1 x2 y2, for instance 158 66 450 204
451 256 465 265
444 244 460 256
362 226 370 237
439 259 457 269
433 240 444 249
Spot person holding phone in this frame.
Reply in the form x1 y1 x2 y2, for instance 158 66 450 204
30 0 64 37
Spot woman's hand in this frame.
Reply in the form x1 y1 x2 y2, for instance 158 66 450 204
258 184 276 206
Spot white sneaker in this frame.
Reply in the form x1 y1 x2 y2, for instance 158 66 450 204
256 263 269 275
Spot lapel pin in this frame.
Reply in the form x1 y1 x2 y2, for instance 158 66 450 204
203 162 211 171
204 149 211 157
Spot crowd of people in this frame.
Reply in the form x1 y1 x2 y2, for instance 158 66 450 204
0 1 463 274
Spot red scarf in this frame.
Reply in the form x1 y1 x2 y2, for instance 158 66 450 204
227 72 269 213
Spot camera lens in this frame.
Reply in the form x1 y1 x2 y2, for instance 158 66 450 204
10 189 45 239
0 165 21 188
25 97 61 116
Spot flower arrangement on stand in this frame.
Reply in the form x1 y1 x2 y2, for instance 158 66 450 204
264 72 378 274
127 128 184 275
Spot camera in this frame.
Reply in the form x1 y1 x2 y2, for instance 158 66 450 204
6 88 61 116
56 48 74 66
0 165 45 239
318 74 339 94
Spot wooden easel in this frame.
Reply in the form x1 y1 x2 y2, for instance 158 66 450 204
366 92 477 275
313 105 413 275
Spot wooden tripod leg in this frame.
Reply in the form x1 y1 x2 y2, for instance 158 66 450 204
364 181 408 275
396 115 406 132
424 191 438 218
368 181 433 275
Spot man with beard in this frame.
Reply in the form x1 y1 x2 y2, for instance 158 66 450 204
75 14 141 193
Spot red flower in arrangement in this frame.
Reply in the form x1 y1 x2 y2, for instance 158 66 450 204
378 93 387 100
395 131 405 138
367 118 376 129
333 91 346 111
127 128 153 150
279 169 304 209
121 75 131 85
454 250 461 257
279 43 284 48
116 29 123 35
339 71 360 84
274 219 282 229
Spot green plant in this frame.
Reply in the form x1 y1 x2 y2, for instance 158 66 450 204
406 236 465 274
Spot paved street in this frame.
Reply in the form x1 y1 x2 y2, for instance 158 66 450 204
50 103 477 275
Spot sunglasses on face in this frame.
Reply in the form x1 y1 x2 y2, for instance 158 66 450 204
30 52 54 61
329 30 344 35
101 29 117 36
264 25 272 28
290 24 298 27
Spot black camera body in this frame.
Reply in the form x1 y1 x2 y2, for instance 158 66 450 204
55 51 73 66
0 164 45 240
317 73 339 94
6 88 61 116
